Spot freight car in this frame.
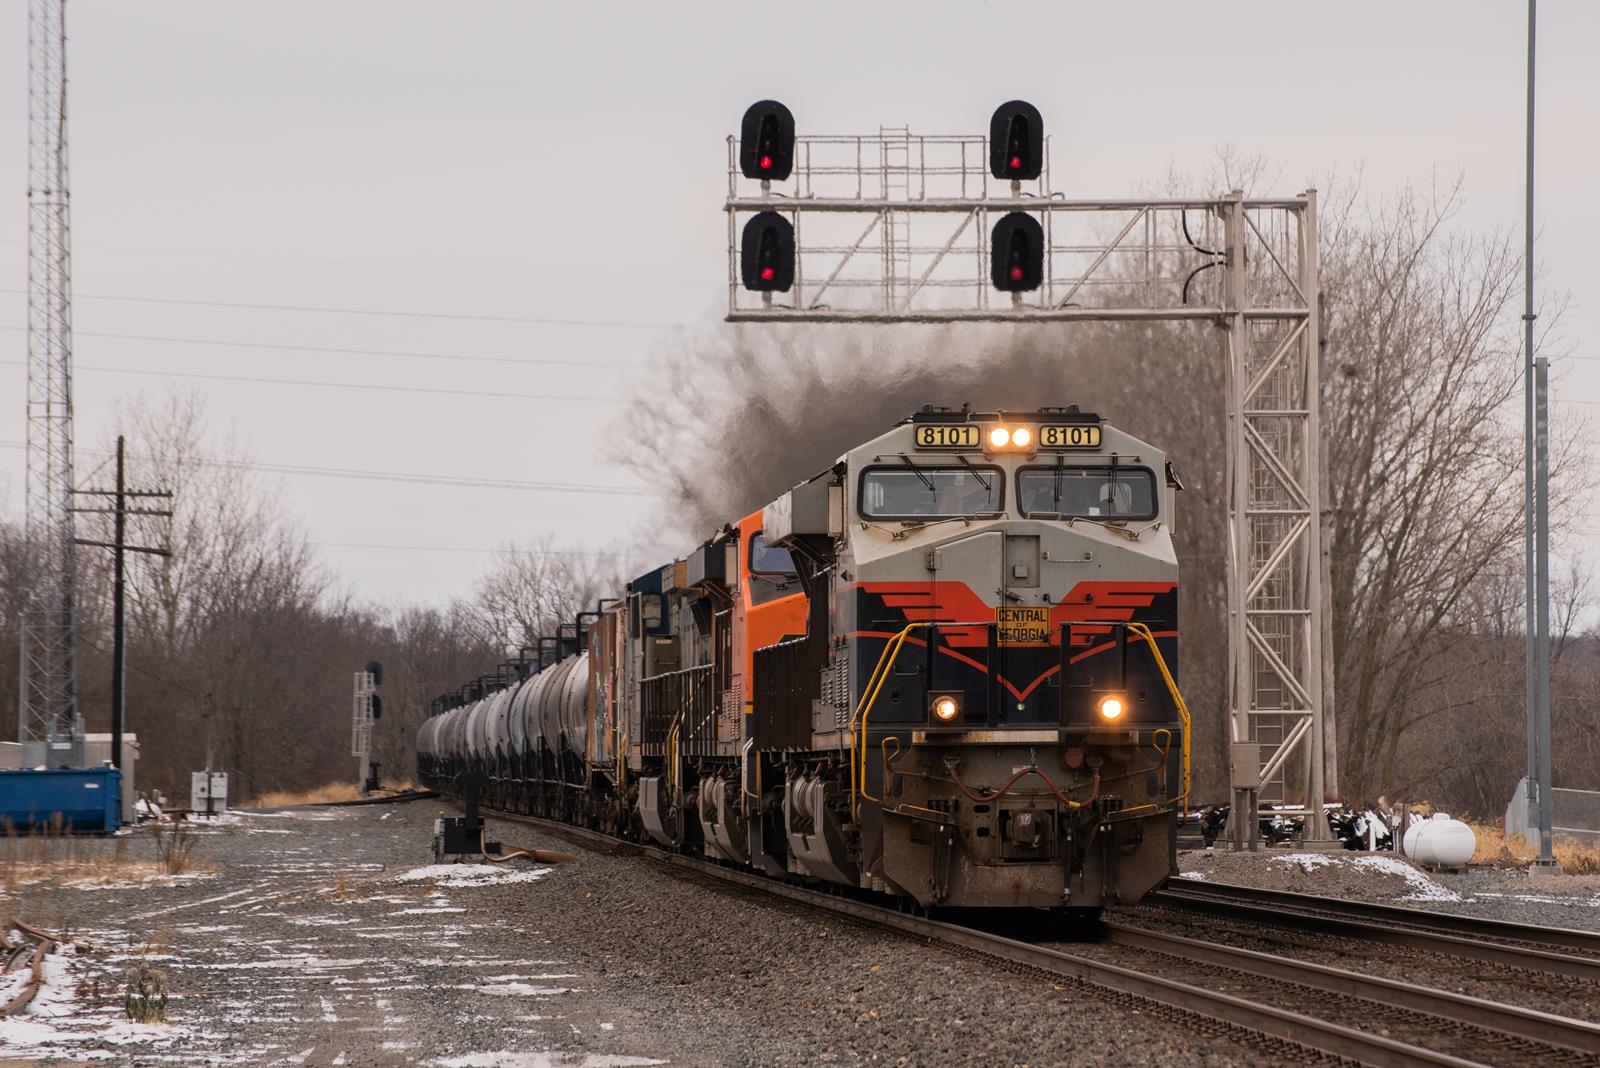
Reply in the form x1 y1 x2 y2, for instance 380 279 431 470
418 406 1190 915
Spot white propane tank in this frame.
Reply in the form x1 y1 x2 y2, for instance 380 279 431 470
1402 819 1424 858
1412 815 1476 868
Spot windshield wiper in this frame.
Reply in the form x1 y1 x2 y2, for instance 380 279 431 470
1052 454 1065 513
955 453 991 495
900 455 935 493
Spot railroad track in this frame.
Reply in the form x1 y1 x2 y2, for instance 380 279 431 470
1154 880 1600 982
458 804 1600 1067
1091 921 1600 1067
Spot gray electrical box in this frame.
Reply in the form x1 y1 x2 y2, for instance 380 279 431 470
1229 743 1261 791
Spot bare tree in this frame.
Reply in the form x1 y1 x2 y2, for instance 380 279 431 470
1321 181 1587 800
463 536 629 654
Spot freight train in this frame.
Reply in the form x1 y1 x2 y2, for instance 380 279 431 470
416 406 1190 915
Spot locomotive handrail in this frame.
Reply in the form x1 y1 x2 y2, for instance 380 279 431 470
851 622 932 821
1124 621 1191 813
850 619 992 821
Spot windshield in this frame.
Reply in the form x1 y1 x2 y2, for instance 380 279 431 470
859 466 1005 519
1016 466 1157 520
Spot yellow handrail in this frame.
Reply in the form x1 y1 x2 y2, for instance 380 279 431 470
1124 622 1190 813
850 622 930 820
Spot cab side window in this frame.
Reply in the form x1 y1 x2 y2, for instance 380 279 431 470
747 532 798 606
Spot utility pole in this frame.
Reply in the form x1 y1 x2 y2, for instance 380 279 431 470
1521 0 1558 869
71 435 173 771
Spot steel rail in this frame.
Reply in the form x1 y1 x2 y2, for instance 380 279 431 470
1103 921 1600 1058
466 806 1485 1068
1153 883 1600 982
1160 879 1600 957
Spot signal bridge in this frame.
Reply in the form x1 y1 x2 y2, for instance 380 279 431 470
725 100 1334 841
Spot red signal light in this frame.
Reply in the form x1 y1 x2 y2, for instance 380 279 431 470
1009 266 1024 281
760 266 775 281
759 154 773 170
1010 155 1022 169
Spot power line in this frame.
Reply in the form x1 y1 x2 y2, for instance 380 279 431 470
0 324 641 370
0 236 705 286
312 540 599 556
0 287 676 329
0 359 622 403
0 440 649 497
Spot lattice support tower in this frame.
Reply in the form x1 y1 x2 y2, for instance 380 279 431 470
20 0 80 767
723 128 1336 838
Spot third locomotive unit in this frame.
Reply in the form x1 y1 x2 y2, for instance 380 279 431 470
417 405 1190 914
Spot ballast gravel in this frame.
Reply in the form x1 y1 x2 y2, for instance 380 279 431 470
1179 846 1600 933
2 801 1279 1066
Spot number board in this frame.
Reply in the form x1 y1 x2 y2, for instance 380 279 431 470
1039 424 1102 449
913 424 979 449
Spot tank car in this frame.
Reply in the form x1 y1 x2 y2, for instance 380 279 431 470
418 406 1189 915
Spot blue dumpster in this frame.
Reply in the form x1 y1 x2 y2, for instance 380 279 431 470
0 766 123 833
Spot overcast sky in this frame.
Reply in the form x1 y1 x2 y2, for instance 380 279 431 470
1 2 1596 608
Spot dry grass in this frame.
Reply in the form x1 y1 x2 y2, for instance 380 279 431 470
1 820 213 891
3 830 159 892
246 782 363 808
1466 821 1600 874
245 779 418 808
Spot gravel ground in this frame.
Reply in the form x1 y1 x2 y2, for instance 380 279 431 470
0 801 1276 1067
1179 847 1600 932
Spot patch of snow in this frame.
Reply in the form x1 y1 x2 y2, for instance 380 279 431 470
463 983 574 997
391 907 468 915
427 1055 665 1068
1270 853 1334 872
1351 854 1462 901
1175 871 1207 881
69 870 218 891
394 864 551 887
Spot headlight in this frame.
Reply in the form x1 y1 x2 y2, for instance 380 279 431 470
931 694 961 721
1097 695 1125 720
1011 426 1032 448
988 427 1011 449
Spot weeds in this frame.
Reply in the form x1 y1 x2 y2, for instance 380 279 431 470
123 960 167 1023
149 821 197 876
1466 821 1600 874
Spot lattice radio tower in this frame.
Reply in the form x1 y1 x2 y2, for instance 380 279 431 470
20 0 80 766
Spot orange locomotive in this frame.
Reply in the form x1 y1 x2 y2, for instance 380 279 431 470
418 407 1190 914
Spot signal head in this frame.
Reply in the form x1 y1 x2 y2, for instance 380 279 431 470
991 212 1044 292
990 100 1044 181
740 100 795 181
740 211 795 292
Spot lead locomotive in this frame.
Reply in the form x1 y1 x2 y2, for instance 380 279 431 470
417 406 1188 915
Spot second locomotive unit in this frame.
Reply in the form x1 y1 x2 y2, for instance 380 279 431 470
417 405 1189 914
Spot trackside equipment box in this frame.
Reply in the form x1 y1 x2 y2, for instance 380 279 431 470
0 766 124 833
